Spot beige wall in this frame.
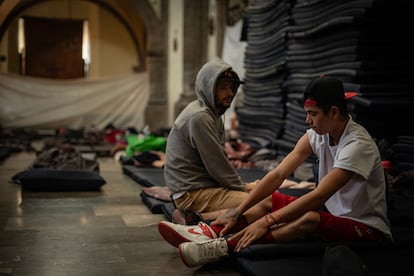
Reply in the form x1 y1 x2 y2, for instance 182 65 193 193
0 0 220 127
168 0 184 126
167 0 219 125
0 0 138 78
98 7 138 77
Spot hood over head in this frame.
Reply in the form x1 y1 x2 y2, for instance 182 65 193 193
195 57 244 115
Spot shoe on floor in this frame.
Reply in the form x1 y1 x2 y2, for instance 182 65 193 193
158 221 217 248
172 209 202 225
179 237 228 267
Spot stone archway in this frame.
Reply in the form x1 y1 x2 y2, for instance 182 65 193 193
0 0 169 130
128 0 169 130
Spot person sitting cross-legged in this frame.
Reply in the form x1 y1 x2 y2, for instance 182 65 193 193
164 57 259 225
157 76 393 268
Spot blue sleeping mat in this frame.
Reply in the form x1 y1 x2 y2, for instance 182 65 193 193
16 168 106 191
236 245 412 276
122 165 166 187
122 165 173 217
139 191 174 215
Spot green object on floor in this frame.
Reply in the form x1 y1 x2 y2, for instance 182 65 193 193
125 134 167 157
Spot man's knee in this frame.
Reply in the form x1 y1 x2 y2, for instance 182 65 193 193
297 211 320 233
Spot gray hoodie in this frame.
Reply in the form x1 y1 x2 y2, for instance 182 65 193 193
164 57 245 193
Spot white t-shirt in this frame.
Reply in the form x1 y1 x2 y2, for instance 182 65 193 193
307 116 392 240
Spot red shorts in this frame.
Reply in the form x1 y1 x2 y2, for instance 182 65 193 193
271 191 383 241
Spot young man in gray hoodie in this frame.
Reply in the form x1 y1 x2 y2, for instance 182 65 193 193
164 57 256 225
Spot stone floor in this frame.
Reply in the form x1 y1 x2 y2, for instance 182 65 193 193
0 145 241 276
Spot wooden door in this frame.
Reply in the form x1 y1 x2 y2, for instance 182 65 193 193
24 16 84 79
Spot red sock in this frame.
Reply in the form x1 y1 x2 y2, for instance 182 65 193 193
209 215 249 236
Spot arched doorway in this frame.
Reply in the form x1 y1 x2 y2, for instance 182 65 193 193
0 0 169 130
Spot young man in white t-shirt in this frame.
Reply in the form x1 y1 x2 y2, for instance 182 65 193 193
158 76 392 267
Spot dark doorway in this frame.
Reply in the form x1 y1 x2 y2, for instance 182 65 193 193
23 16 84 79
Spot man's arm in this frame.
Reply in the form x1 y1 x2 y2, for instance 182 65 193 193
212 133 313 231
268 167 354 224
191 113 245 190
238 133 313 213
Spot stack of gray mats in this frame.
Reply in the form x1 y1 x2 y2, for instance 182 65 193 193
238 0 290 150
233 0 414 275
239 0 414 160
390 136 414 173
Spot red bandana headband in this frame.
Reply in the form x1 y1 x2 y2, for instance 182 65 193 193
304 92 359 106
304 99 317 106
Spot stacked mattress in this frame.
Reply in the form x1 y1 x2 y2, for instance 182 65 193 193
239 0 414 156
238 0 291 149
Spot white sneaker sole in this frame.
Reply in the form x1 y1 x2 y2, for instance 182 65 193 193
178 243 194 267
158 221 193 248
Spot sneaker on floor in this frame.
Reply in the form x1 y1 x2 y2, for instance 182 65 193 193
172 209 201 225
179 237 228 267
158 221 217 248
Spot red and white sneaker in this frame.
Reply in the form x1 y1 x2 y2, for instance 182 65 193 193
158 221 217 248
179 237 228 267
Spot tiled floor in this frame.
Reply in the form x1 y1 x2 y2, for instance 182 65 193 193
0 146 241 275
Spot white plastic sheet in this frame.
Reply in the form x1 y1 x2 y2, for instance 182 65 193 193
222 19 247 131
0 73 150 130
